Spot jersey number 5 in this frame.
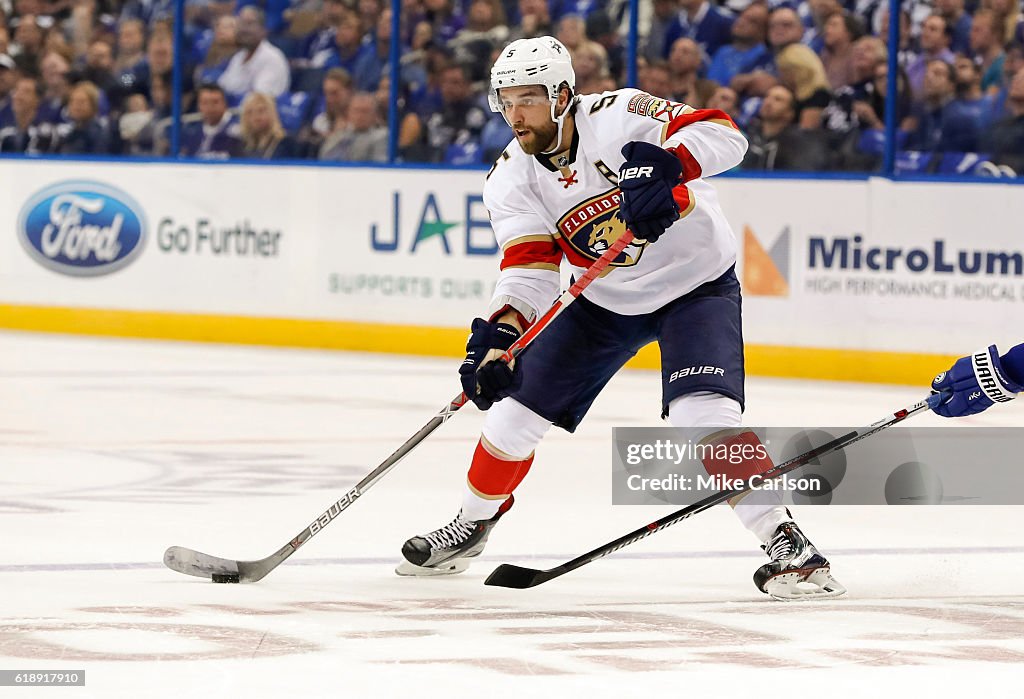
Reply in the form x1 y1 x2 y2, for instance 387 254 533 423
589 94 618 114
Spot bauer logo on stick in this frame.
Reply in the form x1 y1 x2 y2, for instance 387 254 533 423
17 181 148 277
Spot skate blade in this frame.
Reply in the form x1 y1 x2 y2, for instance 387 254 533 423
394 559 470 577
765 567 847 601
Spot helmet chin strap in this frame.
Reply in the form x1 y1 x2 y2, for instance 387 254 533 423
541 94 572 155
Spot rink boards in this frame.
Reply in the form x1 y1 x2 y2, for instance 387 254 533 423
2 159 1022 384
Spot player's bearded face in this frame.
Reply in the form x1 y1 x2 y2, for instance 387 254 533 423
500 88 559 154
515 117 558 154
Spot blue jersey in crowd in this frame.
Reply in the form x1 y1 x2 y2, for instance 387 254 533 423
180 115 242 159
706 43 771 87
663 3 734 59
940 96 995 152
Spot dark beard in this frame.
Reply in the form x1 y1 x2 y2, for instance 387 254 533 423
518 121 558 155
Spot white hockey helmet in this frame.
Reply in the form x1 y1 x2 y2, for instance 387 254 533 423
488 36 576 116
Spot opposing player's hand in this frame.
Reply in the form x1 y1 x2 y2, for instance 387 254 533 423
460 318 522 410
930 345 1021 418
617 141 683 243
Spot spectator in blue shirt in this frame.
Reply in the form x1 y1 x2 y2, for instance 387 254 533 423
935 0 972 55
554 0 608 20
38 51 71 126
180 82 242 159
941 53 994 151
707 3 771 88
663 0 735 62
54 81 111 154
235 0 294 36
194 14 237 86
903 59 956 152
296 0 348 68
312 8 379 92
0 76 57 154
121 27 179 103
359 5 424 92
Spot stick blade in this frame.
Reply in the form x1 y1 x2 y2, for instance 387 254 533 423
164 545 240 580
484 563 556 589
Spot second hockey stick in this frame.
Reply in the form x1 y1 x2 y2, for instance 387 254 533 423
163 231 638 583
484 392 947 589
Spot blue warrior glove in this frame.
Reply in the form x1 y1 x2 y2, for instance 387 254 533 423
931 345 1022 418
617 141 683 243
459 318 522 410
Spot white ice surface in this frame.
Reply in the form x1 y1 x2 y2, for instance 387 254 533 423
1 331 1022 698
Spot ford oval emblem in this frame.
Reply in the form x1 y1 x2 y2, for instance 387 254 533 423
17 181 148 277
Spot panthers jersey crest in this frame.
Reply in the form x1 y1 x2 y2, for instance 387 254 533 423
556 189 646 267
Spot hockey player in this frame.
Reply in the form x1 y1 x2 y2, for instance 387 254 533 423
397 36 844 600
931 343 1024 417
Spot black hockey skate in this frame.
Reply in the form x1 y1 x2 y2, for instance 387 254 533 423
754 521 847 600
395 495 514 577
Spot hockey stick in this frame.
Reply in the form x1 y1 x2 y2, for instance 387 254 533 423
484 392 948 589
163 231 638 583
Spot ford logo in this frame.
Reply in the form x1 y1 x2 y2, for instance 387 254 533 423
17 181 148 276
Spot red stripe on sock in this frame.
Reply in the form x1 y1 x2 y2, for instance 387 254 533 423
700 430 773 481
468 439 535 497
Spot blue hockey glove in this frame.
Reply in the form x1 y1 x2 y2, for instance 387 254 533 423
617 141 683 243
931 345 1021 418
460 318 522 410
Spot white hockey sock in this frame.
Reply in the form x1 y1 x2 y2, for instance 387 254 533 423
459 398 550 522
732 488 792 544
461 484 506 521
666 393 794 544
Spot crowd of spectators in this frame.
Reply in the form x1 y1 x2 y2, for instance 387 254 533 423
0 0 1022 175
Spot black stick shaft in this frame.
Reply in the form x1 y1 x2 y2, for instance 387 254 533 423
486 393 944 588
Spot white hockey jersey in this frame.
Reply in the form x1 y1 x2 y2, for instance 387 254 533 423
483 88 747 320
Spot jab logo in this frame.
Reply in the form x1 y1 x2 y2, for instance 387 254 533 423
18 181 148 276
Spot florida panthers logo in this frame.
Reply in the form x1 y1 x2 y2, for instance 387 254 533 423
557 189 645 267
